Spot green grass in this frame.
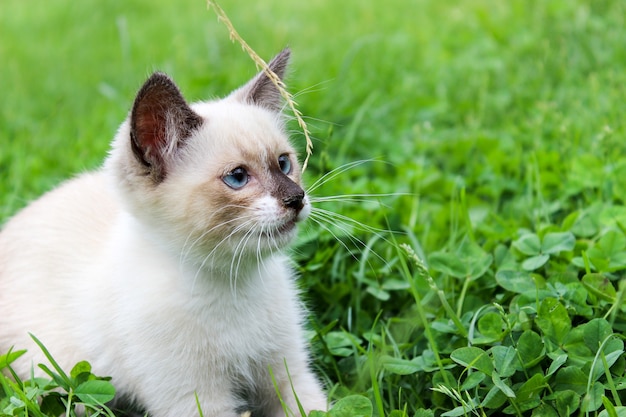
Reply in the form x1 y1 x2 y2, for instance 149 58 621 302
2 0 626 416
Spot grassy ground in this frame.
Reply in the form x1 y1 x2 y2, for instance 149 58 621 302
1 0 626 416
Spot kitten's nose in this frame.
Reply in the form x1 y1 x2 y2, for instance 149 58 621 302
283 192 305 212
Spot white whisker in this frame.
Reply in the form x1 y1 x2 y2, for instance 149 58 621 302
307 212 392 272
230 227 257 297
310 192 410 203
291 79 334 99
310 207 394 235
180 216 246 266
256 228 266 286
306 216 362 262
306 159 380 193
179 204 253 265
190 218 257 294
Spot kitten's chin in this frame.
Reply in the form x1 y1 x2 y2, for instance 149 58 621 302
266 198 310 242
250 198 310 249
261 220 298 244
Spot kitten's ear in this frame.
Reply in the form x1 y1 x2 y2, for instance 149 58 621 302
130 72 203 182
231 48 290 112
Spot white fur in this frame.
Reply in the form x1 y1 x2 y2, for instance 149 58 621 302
0 71 326 416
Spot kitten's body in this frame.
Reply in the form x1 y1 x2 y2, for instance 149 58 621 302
0 50 326 416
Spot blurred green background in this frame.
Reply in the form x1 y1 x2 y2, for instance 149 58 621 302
3 0 623 221
1 0 426 218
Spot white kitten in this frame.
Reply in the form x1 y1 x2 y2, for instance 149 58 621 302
0 49 327 417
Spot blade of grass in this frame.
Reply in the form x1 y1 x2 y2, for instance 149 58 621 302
29 334 73 390
397 243 453 387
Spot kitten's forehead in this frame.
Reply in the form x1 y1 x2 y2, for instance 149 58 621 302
191 99 295 166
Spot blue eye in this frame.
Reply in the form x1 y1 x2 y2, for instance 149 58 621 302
223 167 249 189
278 154 291 174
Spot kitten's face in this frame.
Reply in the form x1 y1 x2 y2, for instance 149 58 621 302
108 49 307 268
165 100 309 258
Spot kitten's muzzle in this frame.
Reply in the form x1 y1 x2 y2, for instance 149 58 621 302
272 172 305 216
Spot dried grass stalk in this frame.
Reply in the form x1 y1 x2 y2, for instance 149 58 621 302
206 0 314 172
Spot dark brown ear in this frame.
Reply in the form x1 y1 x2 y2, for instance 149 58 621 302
231 48 290 112
130 72 203 182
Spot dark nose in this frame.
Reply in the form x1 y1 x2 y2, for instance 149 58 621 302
283 192 304 212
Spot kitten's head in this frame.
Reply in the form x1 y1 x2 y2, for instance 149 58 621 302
107 49 308 267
